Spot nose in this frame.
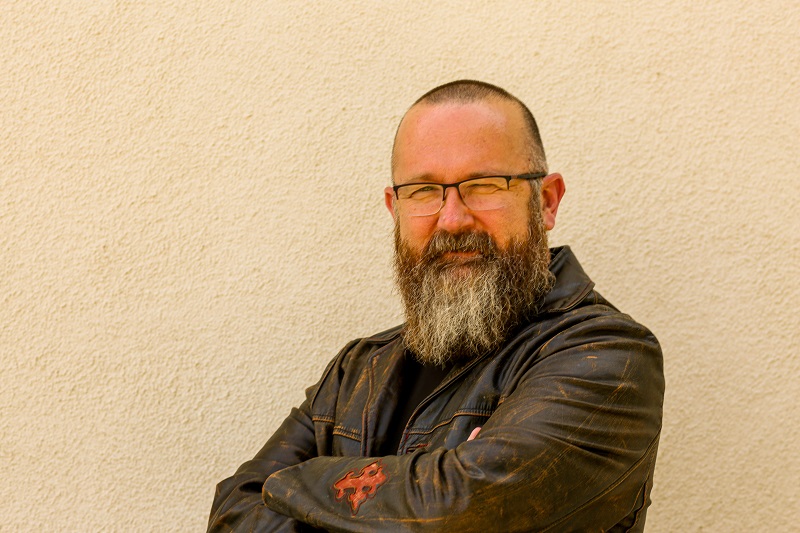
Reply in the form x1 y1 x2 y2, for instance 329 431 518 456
436 187 475 233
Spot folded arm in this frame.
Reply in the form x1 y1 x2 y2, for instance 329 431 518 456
208 400 323 532
262 322 664 532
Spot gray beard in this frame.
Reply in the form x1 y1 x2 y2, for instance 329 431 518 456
393 206 554 367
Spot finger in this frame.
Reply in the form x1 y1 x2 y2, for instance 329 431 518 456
467 427 481 441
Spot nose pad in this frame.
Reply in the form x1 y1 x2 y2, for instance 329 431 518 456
437 187 474 232
439 187 469 213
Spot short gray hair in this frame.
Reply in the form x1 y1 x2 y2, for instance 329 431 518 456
393 80 548 174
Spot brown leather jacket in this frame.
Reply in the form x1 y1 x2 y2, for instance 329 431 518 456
209 247 665 532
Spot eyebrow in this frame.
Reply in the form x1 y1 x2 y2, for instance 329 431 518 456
398 170 514 184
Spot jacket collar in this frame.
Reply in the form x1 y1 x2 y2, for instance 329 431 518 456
536 246 595 315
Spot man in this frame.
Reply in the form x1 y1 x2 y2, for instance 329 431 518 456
209 80 664 532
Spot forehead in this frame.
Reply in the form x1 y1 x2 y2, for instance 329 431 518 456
392 99 530 182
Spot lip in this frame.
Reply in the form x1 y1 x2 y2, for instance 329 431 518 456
441 251 480 259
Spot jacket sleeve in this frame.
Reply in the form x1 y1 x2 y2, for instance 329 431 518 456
261 317 664 532
207 391 323 532
207 339 362 532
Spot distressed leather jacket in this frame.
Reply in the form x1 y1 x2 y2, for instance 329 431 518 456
209 247 665 532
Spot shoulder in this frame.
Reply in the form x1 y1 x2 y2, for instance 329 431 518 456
508 248 663 400
307 324 405 401
361 323 404 343
339 323 404 365
322 324 404 369
535 246 661 356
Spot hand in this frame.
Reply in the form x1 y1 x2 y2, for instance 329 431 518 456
467 427 481 441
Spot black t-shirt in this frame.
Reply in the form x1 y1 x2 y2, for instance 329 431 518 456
376 352 452 456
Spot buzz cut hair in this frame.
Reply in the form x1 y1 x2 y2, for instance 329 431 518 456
392 79 548 175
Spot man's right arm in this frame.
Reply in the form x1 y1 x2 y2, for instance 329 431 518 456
208 339 361 532
207 398 319 532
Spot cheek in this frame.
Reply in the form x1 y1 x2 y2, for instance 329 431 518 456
397 216 436 252
479 212 529 248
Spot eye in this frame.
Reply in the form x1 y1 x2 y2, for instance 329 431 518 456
462 179 504 195
402 185 440 200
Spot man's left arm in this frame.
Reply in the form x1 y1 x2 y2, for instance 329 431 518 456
262 317 664 531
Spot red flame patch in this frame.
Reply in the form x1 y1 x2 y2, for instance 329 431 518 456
332 460 388 514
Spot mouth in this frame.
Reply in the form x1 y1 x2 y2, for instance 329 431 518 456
441 251 480 260
419 231 496 266
433 250 485 270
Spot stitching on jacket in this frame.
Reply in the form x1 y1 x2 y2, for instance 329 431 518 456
406 409 493 436
332 425 362 441
624 481 648 532
626 446 658 532
361 356 376 455
312 414 335 424
540 431 661 532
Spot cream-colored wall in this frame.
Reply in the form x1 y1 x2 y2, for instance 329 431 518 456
2 1 798 530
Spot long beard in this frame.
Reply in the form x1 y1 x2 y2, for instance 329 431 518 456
393 206 554 367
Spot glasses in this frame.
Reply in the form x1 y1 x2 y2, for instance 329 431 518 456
392 172 547 217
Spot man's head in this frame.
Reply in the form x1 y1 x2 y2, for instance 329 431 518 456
385 80 566 366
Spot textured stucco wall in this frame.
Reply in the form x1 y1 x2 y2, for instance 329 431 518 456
2 1 798 530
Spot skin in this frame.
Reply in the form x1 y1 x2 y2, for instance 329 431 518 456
385 98 566 257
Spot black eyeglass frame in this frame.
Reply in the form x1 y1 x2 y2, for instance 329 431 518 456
392 172 548 202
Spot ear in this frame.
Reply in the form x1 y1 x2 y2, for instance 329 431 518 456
384 186 397 218
540 173 565 230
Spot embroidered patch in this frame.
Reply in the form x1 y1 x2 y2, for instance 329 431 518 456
333 460 388 514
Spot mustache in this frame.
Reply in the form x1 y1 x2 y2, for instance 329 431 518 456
422 231 499 263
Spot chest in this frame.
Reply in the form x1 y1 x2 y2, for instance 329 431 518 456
311 355 511 456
